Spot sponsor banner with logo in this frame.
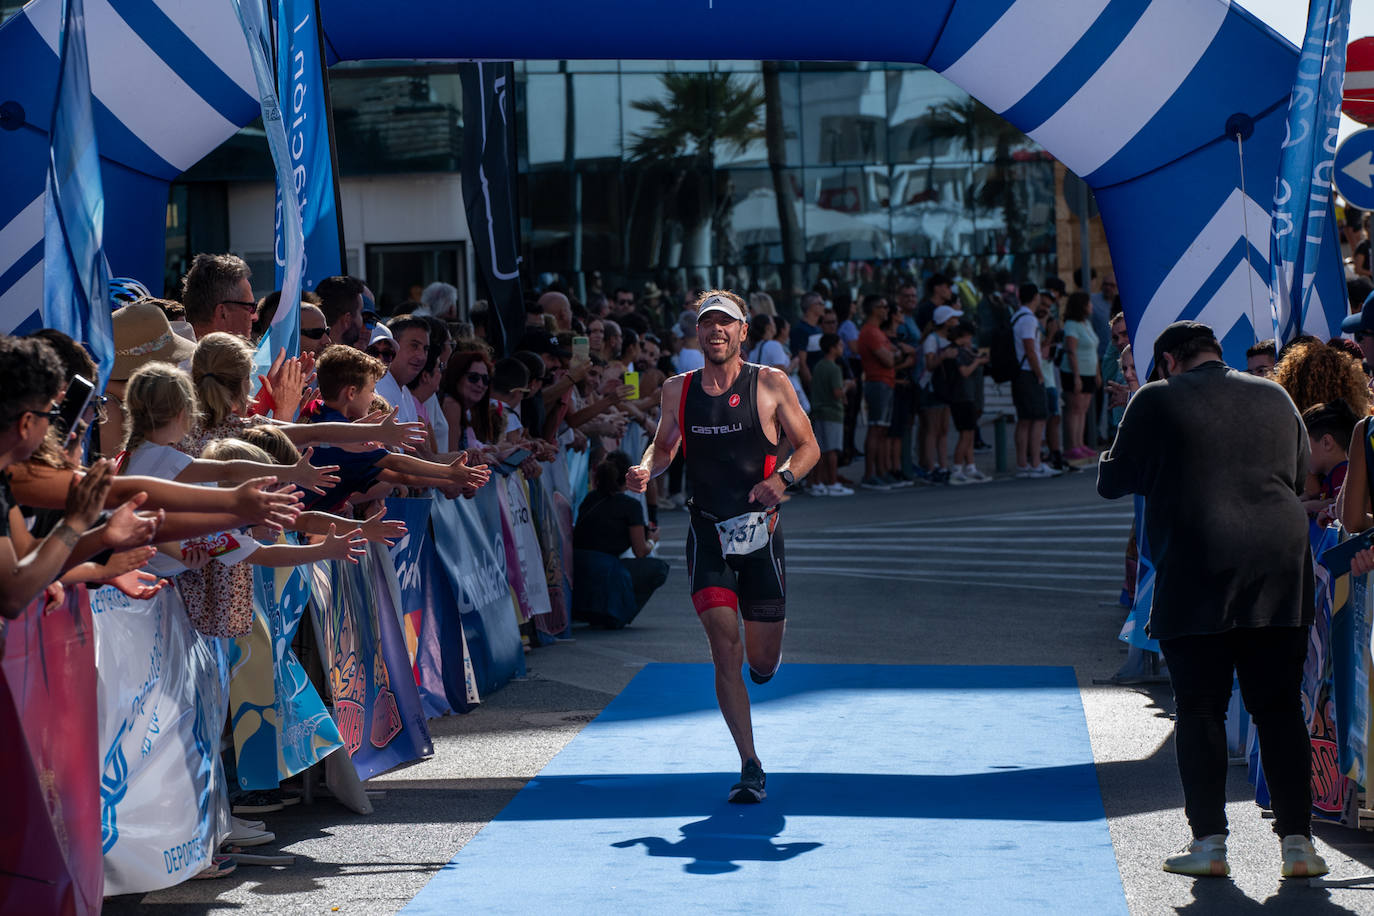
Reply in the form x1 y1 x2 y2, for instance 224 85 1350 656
1304 524 1358 824
0 589 103 914
1324 530 1371 786
310 551 432 781
429 488 525 697
385 496 451 718
229 561 344 791
90 586 229 895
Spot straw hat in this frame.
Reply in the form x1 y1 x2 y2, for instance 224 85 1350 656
111 301 196 380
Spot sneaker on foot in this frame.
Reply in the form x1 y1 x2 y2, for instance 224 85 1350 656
883 473 914 489
807 484 830 497
1015 466 1033 479
231 790 285 815
1281 835 1329 878
948 468 970 486
728 758 767 803
1030 464 1062 478
964 465 990 482
826 483 854 496
974 438 992 453
226 816 275 848
193 855 238 880
1162 834 1229 877
860 477 891 491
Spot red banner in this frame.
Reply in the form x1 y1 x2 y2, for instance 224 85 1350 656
0 589 103 915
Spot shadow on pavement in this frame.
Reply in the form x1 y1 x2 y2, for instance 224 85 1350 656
612 807 821 874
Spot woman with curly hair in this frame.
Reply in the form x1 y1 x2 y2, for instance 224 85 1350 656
1269 339 1370 416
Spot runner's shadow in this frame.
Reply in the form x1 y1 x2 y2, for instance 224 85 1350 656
612 807 821 874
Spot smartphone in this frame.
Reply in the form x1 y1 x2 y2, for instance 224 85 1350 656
624 370 640 401
572 336 590 361
500 448 532 470
55 375 95 442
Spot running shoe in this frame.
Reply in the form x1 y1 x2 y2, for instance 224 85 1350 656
860 477 891 490
1281 835 1329 878
1029 464 1062 479
1015 466 1033 479
883 473 914 489
974 437 993 453
948 468 970 486
807 484 830 497
963 465 991 483
728 758 767 804
826 483 855 496
930 468 951 485
1162 835 1229 877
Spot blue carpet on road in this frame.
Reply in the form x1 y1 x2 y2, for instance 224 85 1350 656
402 664 1126 915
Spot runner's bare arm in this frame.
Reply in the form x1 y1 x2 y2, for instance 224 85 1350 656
747 368 820 508
627 375 684 493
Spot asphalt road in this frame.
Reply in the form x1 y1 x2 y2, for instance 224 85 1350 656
108 468 1374 915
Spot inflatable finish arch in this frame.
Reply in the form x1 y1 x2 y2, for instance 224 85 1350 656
0 0 1345 366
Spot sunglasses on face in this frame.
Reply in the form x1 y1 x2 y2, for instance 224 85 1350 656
221 299 257 313
369 347 397 363
301 327 329 340
29 403 63 424
466 372 490 386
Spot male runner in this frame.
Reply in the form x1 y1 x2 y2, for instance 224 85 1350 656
628 290 819 803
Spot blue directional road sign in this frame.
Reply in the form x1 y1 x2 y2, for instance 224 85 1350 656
1336 129 1374 211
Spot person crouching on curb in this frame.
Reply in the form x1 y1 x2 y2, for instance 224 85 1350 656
1097 320 1327 880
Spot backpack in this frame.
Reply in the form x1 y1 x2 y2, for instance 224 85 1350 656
986 297 1020 383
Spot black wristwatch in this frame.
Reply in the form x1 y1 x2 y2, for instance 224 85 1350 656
777 468 795 487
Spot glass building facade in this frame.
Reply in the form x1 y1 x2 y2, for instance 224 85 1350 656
514 61 1056 307
167 59 1058 310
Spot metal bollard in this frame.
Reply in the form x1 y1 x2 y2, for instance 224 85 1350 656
994 415 1008 474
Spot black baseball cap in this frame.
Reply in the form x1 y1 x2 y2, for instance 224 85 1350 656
1152 320 1217 371
516 329 572 357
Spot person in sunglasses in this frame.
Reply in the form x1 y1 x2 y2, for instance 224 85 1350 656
300 304 332 357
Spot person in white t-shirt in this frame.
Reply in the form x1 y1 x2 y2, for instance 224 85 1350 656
373 315 429 424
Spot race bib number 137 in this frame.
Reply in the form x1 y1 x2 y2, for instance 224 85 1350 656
715 510 776 556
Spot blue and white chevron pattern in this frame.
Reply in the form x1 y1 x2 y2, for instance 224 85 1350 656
0 0 1344 371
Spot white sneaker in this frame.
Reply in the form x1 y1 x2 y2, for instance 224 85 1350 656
1162 834 1229 877
826 483 855 496
226 816 275 848
1030 464 1062 478
948 469 970 486
1281 835 1329 878
963 465 990 483
808 484 830 497
1015 466 1033 479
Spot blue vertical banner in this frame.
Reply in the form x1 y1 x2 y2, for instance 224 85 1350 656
232 0 303 377
275 0 344 291
42 0 114 390
1268 0 1352 344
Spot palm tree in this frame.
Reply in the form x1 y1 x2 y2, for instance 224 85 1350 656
626 72 765 270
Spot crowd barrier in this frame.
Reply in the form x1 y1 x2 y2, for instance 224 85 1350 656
0 445 591 907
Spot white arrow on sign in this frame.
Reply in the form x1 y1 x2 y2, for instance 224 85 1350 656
1344 150 1374 189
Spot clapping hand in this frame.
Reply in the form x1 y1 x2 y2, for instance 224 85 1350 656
100 493 164 551
64 459 116 533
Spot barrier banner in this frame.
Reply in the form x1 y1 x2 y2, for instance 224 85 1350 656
529 474 573 638
310 552 432 780
430 488 525 696
564 445 590 519
498 472 552 623
1330 553 1370 784
228 563 343 791
90 586 229 895
1305 525 1357 824
0 590 102 915
1118 496 1158 652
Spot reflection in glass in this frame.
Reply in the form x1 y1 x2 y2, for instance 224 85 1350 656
714 168 802 267
890 163 974 258
799 70 887 166
331 70 462 174
803 167 891 261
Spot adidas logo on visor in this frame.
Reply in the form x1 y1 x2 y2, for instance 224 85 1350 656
697 296 746 322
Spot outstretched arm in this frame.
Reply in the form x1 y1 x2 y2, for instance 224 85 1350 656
627 375 685 492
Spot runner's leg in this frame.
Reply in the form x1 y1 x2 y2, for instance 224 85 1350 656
743 619 785 678
699 605 759 766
